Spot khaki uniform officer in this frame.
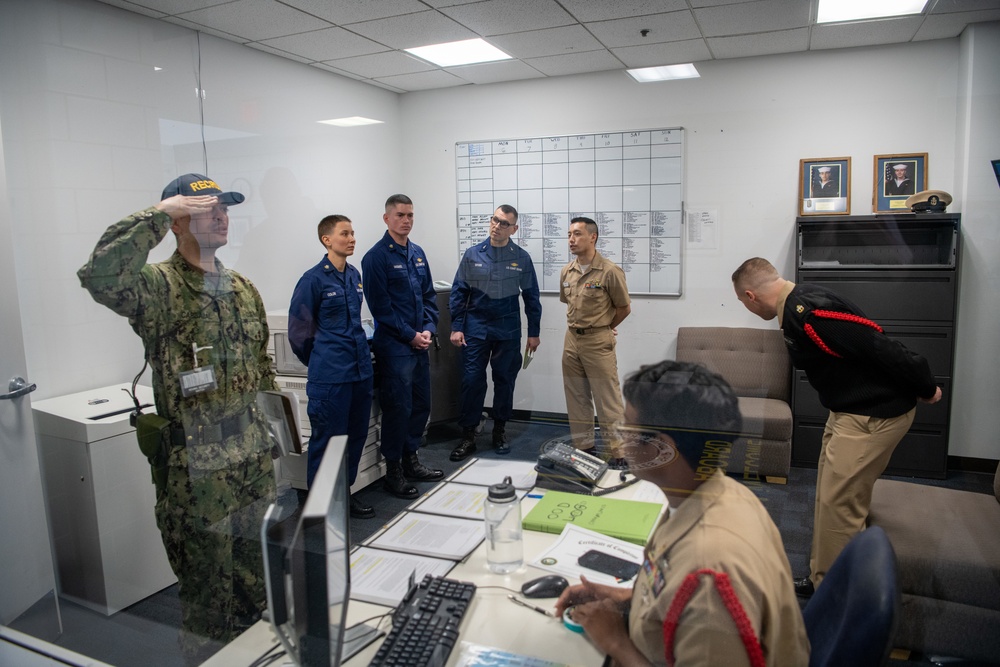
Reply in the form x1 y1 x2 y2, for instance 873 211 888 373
559 217 631 459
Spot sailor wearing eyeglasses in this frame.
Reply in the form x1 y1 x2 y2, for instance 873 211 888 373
448 205 541 461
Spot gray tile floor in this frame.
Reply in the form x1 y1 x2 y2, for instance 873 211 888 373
10 418 998 666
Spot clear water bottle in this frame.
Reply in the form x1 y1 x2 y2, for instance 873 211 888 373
484 475 523 574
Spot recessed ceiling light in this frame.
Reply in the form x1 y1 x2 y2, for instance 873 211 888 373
318 116 384 127
817 0 928 23
626 64 700 83
405 38 512 67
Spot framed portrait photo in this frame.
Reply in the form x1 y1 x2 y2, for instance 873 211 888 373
799 157 851 216
873 153 927 213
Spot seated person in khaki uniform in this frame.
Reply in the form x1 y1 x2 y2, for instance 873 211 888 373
555 360 809 667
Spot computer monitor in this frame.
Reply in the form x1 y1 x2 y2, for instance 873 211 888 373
262 435 380 666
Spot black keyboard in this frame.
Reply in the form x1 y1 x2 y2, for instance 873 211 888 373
369 574 476 667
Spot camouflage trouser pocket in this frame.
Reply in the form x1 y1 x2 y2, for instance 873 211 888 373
135 413 170 498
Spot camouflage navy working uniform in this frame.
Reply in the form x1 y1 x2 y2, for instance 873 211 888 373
78 206 277 663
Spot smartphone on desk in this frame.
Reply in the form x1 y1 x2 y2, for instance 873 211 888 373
578 549 641 581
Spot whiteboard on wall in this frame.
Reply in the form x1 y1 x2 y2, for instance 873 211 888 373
456 128 684 296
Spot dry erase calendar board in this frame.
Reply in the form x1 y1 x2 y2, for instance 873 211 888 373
456 128 684 296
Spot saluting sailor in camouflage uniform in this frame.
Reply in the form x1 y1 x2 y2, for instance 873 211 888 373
78 174 277 665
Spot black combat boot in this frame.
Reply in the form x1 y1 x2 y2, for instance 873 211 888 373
383 460 419 499
450 428 477 461
402 451 444 481
349 494 375 519
492 420 510 455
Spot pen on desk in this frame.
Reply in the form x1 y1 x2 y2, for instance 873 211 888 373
526 493 544 499
508 594 554 617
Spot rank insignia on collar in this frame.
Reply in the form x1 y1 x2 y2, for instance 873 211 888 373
796 305 805 313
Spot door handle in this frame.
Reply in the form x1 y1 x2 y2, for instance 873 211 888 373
1 376 37 400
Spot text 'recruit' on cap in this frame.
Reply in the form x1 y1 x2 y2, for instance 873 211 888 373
161 173 245 206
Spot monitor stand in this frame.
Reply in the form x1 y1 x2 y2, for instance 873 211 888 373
342 621 384 662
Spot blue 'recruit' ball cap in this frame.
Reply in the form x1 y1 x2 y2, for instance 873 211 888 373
161 173 245 205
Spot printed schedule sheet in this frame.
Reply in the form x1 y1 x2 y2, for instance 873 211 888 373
456 128 684 296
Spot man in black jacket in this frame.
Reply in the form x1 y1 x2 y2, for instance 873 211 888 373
732 257 941 597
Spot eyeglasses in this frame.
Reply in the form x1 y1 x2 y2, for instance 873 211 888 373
491 215 514 229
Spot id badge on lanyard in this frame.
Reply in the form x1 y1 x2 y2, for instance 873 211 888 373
179 343 218 397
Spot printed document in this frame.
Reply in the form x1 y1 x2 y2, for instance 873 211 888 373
349 546 455 607
449 458 538 490
530 523 644 588
412 482 527 521
367 512 484 561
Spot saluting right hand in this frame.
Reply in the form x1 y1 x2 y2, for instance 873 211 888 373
155 195 219 220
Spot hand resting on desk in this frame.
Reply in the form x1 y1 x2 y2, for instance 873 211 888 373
554 576 652 666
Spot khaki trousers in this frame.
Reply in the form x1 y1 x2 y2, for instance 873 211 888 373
810 407 916 587
562 328 625 456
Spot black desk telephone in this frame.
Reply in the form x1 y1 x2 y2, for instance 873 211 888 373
535 441 609 492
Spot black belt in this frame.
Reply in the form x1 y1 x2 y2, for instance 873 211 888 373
170 405 257 447
571 325 610 335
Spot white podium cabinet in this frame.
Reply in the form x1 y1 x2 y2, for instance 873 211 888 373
32 384 176 615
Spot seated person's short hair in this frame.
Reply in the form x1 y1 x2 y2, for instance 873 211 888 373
622 360 742 469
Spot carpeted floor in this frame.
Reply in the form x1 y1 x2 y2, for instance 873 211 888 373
9 417 997 667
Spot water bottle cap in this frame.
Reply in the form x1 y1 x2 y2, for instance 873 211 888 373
488 475 516 501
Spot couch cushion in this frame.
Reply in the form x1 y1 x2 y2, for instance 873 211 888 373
738 396 793 441
676 327 790 402
869 479 1000 612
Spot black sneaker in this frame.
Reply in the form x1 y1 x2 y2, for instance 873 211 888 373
794 576 815 598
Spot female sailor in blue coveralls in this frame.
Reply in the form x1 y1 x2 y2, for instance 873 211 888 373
287 214 376 518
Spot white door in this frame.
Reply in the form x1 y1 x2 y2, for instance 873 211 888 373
0 115 58 625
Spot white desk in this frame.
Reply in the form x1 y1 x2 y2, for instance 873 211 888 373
204 471 665 667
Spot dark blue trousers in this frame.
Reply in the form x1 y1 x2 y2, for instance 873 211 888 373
377 352 431 461
305 377 373 488
458 337 522 430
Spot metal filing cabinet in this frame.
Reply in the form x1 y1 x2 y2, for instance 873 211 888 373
32 384 176 615
793 214 960 478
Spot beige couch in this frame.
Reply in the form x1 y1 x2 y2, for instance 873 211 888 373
675 326 792 483
867 465 1000 662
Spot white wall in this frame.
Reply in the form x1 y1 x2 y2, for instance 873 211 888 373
0 0 402 402
400 36 999 459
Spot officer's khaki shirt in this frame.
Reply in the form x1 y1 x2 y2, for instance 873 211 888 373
559 252 630 329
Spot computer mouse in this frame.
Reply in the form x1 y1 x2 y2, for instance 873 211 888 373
521 574 570 599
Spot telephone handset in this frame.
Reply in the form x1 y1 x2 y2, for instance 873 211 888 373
535 441 609 492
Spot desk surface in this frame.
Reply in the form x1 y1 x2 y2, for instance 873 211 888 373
204 470 666 667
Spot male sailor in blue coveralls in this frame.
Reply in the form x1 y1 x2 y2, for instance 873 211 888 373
361 194 444 498
287 214 376 519
448 205 541 461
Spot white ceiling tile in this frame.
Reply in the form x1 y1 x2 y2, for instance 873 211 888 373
811 17 923 50
444 58 546 84
258 26 388 61
585 10 700 48
373 69 470 91
486 25 603 59
90 0 167 18
611 39 713 67
440 0 577 35
421 0 483 7
322 51 436 79
915 9 1000 40
694 0 810 37
523 49 624 76
688 0 760 7
246 42 315 63
310 62 369 80
175 0 332 41
556 0 689 23
347 10 477 49
930 0 1000 13
279 0 428 25
708 27 809 59
161 15 245 42
116 0 229 14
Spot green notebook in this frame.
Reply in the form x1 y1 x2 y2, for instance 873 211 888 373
521 491 662 546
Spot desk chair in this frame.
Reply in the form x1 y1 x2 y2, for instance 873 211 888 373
802 526 899 667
